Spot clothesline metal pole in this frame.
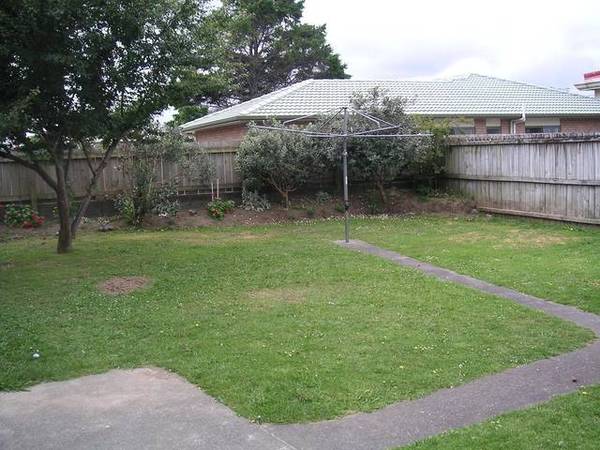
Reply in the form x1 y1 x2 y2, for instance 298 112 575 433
342 107 350 243
250 107 431 244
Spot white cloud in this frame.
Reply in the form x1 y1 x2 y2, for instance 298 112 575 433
303 0 600 90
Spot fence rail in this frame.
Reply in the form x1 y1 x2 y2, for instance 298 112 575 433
446 133 600 225
0 148 241 203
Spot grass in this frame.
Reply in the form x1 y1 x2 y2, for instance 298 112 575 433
407 385 600 449
0 218 595 423
346 215 600 314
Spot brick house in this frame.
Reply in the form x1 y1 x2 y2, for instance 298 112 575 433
181 73 600 150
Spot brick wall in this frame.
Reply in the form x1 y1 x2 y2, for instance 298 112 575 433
474 118 486 135
194 124 248 149
190 118 600 148
514 121 525 134
560 118 600 133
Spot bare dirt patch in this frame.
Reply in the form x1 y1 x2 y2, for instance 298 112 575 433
450 229 575 248
500 229 573 248
247 287 310 304
98 276 151 295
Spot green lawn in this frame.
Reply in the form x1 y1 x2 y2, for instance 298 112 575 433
408 386 600 450
347 215 600 314
0 217 595 424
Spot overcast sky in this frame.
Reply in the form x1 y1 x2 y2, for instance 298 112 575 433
303 0 600 92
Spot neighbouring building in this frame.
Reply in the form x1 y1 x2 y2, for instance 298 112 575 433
181 73 600 151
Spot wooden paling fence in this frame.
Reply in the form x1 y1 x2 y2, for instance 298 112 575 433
446 133 600 225
3 134 600 225
0 149 241 204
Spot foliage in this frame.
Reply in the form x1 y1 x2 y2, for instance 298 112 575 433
0 0 210 252
115 126 189 226
3 204 45 228
236 123 335 208
168 105 209 127
412 117 451 176
364 190 384 215
207 198 235 219
198 0 349 105
0 220 593 423
114 184 179 226
241 189 271 212
314 191 332 204
343 88 438 205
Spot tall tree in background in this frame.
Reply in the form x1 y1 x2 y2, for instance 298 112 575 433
0 0 208 253
203 0 349 105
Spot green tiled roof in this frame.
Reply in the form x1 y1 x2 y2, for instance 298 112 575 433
181 74 600 132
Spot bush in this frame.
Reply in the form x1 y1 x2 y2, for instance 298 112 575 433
236 122 335 208
315 191 331 204
115 183 179 226
3 204 45 228
207 199 235 220
114 126 189 226
241 190 271 212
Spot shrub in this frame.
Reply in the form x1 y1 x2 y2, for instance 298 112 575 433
241 190 271 212
115 183 179 226
365 190 384 215
207 199 235 220
315 191 331 204
236 122 335 208
152 183 180 217
4 204 45 228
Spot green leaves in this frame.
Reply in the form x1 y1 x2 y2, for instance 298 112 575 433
201 0 349 104
236 123 334 207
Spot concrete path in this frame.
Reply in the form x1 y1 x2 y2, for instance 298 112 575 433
0 367 293 450
2 240 599 450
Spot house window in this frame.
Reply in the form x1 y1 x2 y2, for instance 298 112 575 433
486 118 501 134
450 126 475 135
524 118 560 133
449 118 475 135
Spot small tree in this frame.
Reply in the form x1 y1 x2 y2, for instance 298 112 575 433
115 126 215 226
347 89 438 205
236 124 333 208
0 0 208 252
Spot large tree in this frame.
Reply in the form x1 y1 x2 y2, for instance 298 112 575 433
196 0 349 106
0 0 208 253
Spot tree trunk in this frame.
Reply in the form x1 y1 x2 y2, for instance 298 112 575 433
376 179 388 206
71 140 119 238
283 191 289 209
54 160 72 253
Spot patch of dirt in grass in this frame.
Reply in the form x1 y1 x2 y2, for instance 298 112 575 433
450 230 575 248
247 287 310 304
98 276 151 295
499 230 574 248
449 231 487 244
174 231 275 246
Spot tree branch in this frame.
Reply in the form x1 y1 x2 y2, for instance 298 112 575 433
0 150 58 192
